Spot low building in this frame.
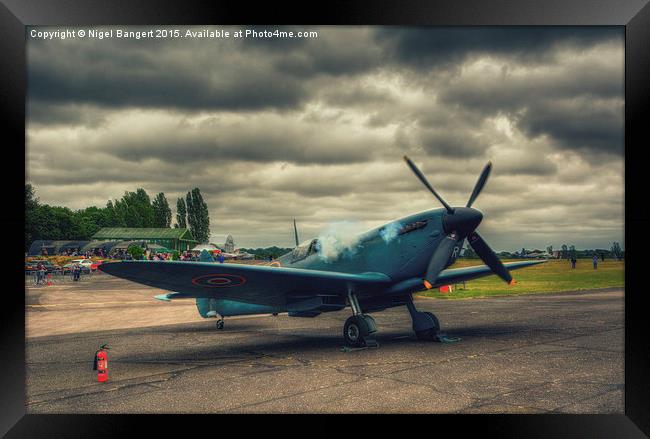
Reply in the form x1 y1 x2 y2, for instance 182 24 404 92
27 240 90 256
91 227 198 252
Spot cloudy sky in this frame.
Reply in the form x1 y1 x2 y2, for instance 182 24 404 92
26 26 624 250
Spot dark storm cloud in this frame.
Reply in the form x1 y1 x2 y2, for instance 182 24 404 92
416 127 488 158
27 102 107 127
372 27 624 159
377 26 622 68
100 112 386 165
27 27 383 116
518 98 624 154
28 33 308 112
273 29 383 78
26 26 624 249
28 44 306 110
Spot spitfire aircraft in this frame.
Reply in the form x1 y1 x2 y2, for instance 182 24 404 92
100 157 544 347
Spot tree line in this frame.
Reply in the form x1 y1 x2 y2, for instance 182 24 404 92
25 184 211 250
462 243 624 259
238 246 292 260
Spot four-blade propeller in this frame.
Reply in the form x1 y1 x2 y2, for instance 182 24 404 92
403 156 513 288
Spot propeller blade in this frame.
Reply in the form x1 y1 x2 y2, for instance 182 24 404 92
423 233 459 288
467 231 513 284
403 156 454 214
466 161 492 208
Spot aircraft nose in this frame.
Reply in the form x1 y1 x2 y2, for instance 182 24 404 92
442 207 483 236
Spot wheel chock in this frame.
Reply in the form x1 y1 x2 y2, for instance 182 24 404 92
434 332 462 343
341 339 379 352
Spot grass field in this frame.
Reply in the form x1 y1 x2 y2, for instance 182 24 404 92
417 259 624 300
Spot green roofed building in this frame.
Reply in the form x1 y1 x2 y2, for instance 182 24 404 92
92 228 198 251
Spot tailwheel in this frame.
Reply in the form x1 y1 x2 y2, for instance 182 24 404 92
216 319 225 330
343 315 376 348
414 312 440 340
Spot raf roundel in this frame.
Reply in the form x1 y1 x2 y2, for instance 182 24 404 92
191 274 246 288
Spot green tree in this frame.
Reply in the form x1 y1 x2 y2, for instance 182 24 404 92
76 206 113 238
176 197 187 228
127 244 144 260
561 244 568 259
25 184 39 250
185 188 210 243
239 246 292 260
152 192 172 227
611 242 622 260
569 245 576 258
104 200 125 227
112 188 154 228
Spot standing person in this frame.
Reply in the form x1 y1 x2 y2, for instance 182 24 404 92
571 256 577 269
36 262 46 285
601 253 605 262
592 254 598 270
73 263 81 281
218 253 225 264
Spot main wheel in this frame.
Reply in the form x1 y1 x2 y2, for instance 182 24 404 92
415 312 440 341
216 319 225 330
343 315 371 347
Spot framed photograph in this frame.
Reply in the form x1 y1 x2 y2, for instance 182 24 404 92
3 0 648 436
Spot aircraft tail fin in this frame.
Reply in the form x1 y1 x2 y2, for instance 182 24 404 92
293 219 300 247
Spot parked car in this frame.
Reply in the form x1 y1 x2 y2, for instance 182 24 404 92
25 260 61 274
62 259 93 274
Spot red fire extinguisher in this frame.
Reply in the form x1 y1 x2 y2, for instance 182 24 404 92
93 344 109 382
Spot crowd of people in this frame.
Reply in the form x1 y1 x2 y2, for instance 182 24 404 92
37 242 237 262
149 250 226 262
32 261 84 285
44 247 107 258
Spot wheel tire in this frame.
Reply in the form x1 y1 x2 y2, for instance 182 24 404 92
216 320 225 330
423 312 440 330
415 312 440 341
344 315 370 347
360 314 377 333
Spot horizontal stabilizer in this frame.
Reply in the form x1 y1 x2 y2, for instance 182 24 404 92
154 292 192 301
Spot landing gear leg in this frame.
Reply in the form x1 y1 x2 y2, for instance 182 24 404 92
207 299 225 330
405 294 440 341
343 291 378 348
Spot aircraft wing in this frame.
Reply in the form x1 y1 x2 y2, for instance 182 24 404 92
99 261 392 307
384 260 546 295
435 260 546 285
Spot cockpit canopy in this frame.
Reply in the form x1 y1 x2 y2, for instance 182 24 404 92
290 238 320 262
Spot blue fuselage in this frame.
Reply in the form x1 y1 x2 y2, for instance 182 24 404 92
197 208 460 318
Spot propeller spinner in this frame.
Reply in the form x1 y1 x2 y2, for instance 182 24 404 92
403 156 513 288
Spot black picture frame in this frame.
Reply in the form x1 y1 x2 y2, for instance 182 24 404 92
1 0 648 437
